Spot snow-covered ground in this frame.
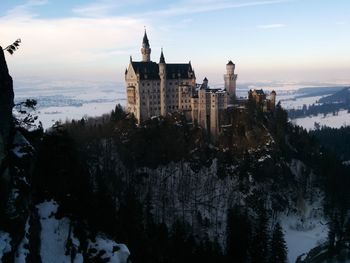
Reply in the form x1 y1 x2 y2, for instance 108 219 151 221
37 101 120 129
88 236 130 263
283 216 328 263
35 200 129 263
280 95 327 110
0 231 11 263
14 79 125 129
37 200 84 263
15 219 30 263
292 110 350 130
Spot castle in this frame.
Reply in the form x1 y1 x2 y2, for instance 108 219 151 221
125 31 275 140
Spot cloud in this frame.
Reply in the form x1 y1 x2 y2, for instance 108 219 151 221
74 0 295 18
72 0 152 17
0 9 147 79
139 0 292 17
5 0 48 19
257 23 286 29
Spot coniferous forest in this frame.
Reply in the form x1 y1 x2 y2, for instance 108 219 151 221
3 99 346 263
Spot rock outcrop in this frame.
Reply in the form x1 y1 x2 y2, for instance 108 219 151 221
0 47 14 153
0 46 15 222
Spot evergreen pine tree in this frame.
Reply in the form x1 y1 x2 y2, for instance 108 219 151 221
226 206 251 263
250 206 269 263
269 223 287 263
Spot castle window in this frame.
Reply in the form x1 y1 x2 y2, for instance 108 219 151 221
169 82 172 85
147 83 150 86
175 82 178 85
127 86 136 104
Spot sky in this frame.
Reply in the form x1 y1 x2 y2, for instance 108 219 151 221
1 0 350 85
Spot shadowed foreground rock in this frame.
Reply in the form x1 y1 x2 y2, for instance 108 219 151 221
0 46 14 152
0 46 15 224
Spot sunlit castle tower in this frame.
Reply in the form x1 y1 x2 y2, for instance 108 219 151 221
224 60 238 99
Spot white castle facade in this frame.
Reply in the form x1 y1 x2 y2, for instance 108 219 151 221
125 31 238 139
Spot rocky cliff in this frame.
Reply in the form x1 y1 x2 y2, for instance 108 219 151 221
0 47 14 216
0 46 14 177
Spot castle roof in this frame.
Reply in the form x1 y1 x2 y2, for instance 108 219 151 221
132 61 160 80
131 61 194 80
166 63 193 79
227 60 234 66
253 89 265 95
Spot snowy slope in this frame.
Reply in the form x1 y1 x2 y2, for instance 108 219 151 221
0 231 11 263
37 200 84 263
292 110 350 130
35 200 130 263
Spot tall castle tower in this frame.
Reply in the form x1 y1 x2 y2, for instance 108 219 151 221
159 49 167 116
224 60 238 99
141 30 151 62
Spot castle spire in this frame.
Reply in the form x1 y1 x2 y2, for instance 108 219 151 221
159 48 165 64
142 29 150 48
141 29 151 62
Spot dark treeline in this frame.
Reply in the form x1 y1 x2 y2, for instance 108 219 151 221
288 102 350 119
310 126 350 162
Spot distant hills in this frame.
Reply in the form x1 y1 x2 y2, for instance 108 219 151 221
296 86 345 98
287 87 350 120
319 87 350 104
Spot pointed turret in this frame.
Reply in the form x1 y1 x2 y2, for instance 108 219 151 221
201 77 208 89
142 30 150 48
159 48 165 64
141 29 151 62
